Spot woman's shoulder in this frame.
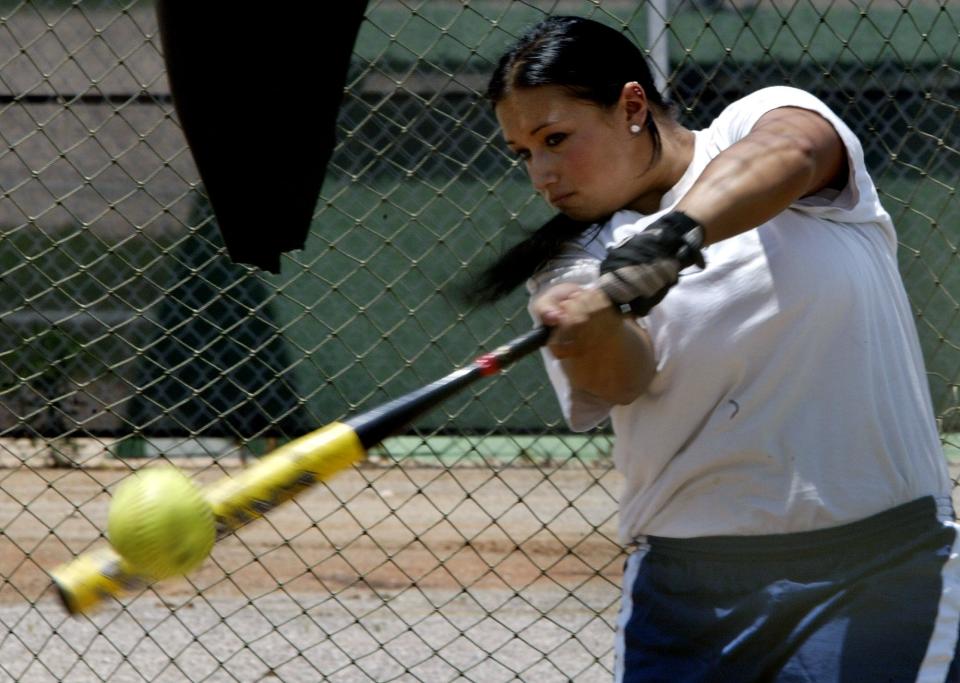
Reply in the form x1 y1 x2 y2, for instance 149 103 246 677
705 86 843 150
720 86 827 115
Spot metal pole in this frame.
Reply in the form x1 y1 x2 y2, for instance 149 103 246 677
646 0 670 95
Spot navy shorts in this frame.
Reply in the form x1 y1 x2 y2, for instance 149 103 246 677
616 496 960 682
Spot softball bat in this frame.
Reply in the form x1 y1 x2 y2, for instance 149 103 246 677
51 325 550 615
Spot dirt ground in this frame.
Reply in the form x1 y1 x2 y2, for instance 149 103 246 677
1 460 624 599
4 460 960 682
0 460 625 682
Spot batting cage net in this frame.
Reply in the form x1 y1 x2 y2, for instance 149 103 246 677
1 0 957 680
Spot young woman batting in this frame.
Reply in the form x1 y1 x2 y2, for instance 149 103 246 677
472 16 958 682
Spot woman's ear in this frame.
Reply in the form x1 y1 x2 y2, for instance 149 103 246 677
621 81 649 127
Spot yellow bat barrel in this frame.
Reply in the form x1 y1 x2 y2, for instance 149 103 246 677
52 546 147 616
51 422 365 615
204 422 365 536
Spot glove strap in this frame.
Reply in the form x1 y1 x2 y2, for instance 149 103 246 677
660 211 706 269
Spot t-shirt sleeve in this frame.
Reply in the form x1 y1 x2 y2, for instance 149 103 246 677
525 248 614 432
709 86 891 230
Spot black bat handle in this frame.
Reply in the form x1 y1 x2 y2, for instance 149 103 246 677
490 325 551 366
347 326 551 449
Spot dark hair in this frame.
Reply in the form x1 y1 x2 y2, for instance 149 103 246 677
469 16 668 304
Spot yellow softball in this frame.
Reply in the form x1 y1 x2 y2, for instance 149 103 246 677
107 465 215 579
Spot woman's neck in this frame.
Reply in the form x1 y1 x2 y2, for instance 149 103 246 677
627 121 696 214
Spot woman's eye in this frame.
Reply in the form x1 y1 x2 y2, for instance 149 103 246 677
545 133 566 147
514 149 531 162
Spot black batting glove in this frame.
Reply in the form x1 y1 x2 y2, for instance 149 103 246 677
598 211 706 316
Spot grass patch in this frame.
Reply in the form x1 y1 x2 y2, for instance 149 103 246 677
368 434 614 467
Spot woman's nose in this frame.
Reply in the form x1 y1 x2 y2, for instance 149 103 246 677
529 156 558 193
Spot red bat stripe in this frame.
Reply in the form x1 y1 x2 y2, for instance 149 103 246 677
474 353 502 376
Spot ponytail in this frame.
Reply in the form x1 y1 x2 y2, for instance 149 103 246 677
466 213 597 304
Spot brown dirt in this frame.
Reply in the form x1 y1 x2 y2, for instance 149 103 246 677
0 462 625 610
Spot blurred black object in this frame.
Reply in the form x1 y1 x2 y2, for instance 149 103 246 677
156 2 368 273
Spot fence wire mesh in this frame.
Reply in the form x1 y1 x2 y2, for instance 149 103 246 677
0 0 957 681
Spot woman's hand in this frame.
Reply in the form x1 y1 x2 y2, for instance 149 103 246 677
533 283 621 359
599 211 705 316
532 282 656 403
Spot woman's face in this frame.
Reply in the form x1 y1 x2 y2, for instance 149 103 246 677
495 85 653 222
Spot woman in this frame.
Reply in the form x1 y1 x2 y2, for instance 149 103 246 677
474 15 958 682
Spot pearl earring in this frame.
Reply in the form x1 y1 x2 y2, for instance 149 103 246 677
629 123 642 135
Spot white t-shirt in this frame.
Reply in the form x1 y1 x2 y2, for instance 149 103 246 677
529 86 949 542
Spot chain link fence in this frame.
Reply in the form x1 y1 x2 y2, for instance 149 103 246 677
0 0 957 680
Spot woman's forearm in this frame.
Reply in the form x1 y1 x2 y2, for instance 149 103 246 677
675 107 846 244
537 285 657 404
559 318 656 404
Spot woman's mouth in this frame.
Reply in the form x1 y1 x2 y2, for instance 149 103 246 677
549 192 574 207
